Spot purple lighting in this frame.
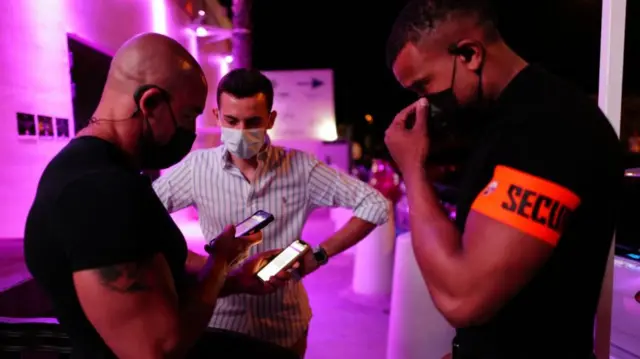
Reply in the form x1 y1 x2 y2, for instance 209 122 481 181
216 55 232 77
195 26 208 37
151 0 168 34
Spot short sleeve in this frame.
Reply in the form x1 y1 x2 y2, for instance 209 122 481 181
470 116 584 246
55 172 164 272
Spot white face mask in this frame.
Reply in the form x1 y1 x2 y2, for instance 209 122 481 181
220 127 266 159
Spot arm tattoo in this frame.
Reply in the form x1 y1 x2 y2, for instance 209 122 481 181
97 261 152 293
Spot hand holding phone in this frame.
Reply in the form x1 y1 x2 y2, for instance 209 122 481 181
206 211 274 267
256 240 310 282
205 225 262 266
225 249 295 295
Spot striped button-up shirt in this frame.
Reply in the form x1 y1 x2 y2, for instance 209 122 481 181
152 141 390 347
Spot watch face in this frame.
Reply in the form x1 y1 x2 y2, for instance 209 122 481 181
313 247 325 263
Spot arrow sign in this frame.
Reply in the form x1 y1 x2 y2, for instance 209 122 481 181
296 78 324 89
262 69 335 141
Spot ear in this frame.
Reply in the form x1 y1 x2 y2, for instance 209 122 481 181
453 40 485 73
138 87 164 117
212 108 220 123
267 110 277 130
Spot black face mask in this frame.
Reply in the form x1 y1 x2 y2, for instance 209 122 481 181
135 85 197 170
424 57 484 137
406 57 488 166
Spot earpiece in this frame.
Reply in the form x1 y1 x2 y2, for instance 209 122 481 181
448 45 475 62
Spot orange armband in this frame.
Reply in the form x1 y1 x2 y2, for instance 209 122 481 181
471 165 581 246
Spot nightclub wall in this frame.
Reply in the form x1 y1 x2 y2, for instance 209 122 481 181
0 0 192 238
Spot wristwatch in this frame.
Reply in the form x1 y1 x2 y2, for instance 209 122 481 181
312 246 329 266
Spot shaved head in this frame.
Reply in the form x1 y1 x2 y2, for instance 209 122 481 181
105 33 206 99
86 33 208 170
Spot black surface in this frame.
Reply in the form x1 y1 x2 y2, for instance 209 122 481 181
67 36 112 135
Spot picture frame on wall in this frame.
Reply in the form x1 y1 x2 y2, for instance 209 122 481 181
37 115 54 139
16 112 37 137
55 118 70 139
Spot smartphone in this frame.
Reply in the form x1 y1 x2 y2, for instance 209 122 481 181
256 239 310 282
234 210 275 237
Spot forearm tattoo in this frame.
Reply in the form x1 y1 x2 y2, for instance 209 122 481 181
97 261 151 293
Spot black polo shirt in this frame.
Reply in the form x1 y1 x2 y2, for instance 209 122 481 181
454 65 623 358
24 136 188 358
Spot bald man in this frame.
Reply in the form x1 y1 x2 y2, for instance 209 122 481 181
384 1 622 358
23 33 290 358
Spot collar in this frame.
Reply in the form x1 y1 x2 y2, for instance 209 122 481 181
220 134 273 168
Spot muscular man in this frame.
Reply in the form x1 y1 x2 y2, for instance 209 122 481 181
153 68 390 356
384 1 623 358
24 33 288 358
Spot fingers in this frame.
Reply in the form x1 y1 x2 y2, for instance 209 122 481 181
204 225 237 253
238 230 263 244
219 225 236 239
390 98 429 131
272 269 292 282
259 249 282 259
254 249 282 269
267 271 291 288
391 102 417 128
414 97 429 132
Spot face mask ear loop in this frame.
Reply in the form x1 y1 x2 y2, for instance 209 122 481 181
450 56 458 90
475 51 486 104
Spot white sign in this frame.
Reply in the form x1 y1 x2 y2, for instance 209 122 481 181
262 69 337 141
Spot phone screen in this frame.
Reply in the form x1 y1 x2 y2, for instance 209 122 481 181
257 241 308 282
235 211 270 237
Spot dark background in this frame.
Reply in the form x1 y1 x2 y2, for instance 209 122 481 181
251 0 640 154
68 36 112 135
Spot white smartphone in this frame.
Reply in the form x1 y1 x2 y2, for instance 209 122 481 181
256 240 310 282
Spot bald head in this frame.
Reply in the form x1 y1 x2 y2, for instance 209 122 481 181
106 33 206 96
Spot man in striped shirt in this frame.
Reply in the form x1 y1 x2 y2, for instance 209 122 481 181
153 68 390 356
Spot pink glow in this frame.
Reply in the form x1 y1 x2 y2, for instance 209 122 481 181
151 0 168 34
196 26 208 37
0 1 190 238
218 56 231 77
186 32 199 62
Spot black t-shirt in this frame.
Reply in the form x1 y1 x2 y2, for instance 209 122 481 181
454 65 623 358
24 136 188 358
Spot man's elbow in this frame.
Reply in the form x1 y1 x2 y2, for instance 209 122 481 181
433 294 494 328
367 197 393 226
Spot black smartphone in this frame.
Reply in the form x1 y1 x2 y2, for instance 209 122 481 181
234 210 275 237
256 239 310 282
